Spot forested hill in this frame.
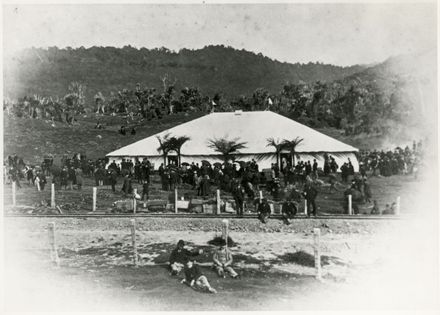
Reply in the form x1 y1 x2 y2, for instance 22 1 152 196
4 45 364 100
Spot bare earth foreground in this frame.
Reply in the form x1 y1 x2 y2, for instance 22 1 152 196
2 212 439 311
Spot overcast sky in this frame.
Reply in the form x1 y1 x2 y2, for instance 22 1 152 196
2 2 437 66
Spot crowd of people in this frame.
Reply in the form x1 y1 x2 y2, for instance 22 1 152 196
4 140 424 218
358 140 423 178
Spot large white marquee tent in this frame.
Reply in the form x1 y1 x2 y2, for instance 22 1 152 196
106 111 359 171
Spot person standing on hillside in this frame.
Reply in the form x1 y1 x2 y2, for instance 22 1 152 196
109 169 118 193
303 182 318 217
67 166 76 190
141 179 149 205
312 159 318 176
232 181 245 217
75 167 83 190
26 166 34 185
121 174 132 197
39 171 47 191
60 167 68 190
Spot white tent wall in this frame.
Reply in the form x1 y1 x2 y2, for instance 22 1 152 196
106 151 358 172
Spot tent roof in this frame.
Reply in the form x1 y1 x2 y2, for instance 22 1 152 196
107 111 358 157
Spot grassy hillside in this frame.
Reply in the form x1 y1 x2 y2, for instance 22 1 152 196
3 112 204 165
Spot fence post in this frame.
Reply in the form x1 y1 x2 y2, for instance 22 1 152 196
259 190 263 202
222 219 229 247
396 196 401 215
216 189 221 215
130 219 138 266
12 181 16 206
92 187 97 212
313 228 321 280
51 183 55 208
48 222 60 267
304 199 307 215
174 188 178 214
348 194 352 215
133 188 137 214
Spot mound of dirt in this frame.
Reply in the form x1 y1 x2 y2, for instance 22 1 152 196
207 236 238 247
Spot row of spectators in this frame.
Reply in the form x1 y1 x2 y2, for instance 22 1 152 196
358 140 423 178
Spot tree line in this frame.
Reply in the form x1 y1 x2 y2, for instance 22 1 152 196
3 70 422 137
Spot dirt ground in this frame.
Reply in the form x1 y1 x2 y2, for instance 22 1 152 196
3 213 439 311
3 171 424 216
2 155 438 311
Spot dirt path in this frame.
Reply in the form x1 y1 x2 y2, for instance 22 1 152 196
3 215 439 311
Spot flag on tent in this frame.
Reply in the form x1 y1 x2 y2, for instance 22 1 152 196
212 100 217 106
268 97 273 105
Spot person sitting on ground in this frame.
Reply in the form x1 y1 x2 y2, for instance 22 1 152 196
382 203 394 215
181 258 217 294
257 198 271 223
169 240 203 276
370 200 380 215
281 198 297 225
212 241 239 279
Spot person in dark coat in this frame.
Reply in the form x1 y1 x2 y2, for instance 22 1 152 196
363 179 372 203
75 168 83 190
141 179 149 203
141 162 150 183
121 174 132 197
340 163 348 182
200 175 210 197
305 161 312 176
119 125 126 135
67 167 76 190
257 198 271 223
330 158 338 173
39 172 47 191
26 167 34 185
60 167 68 190
109 170 117 192
303 183 318 217
181 259 217 294
232 182 245 217
281 199 297 225
312 159 318 176
323 159 330 176
134 162 141 183
169 240 203 275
